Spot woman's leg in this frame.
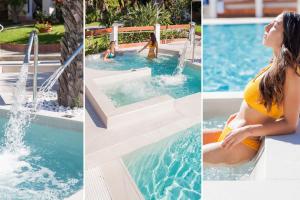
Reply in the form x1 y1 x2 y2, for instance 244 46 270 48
203 142 257 166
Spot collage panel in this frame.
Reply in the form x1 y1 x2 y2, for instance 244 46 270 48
0 0 84 199
203 1 300 200
84 0 201 199
0 0 299 200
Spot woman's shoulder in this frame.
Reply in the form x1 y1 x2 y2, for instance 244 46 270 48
286 65 300 80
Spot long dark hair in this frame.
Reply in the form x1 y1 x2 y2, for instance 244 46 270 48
259 12 300 111
150 33 157 45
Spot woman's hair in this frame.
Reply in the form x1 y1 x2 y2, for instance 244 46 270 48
109 41 115 49
150 33 157 45
259 12 300 111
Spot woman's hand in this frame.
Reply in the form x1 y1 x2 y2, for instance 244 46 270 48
222 127 250 150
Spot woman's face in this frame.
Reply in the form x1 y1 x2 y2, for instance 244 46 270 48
263 14 284 50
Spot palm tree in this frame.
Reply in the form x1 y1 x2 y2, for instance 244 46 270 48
57 0 83 108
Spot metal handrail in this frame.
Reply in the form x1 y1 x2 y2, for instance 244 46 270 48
61 43 83 69
24 31 38 104
39 43 83 94
0 24 4 32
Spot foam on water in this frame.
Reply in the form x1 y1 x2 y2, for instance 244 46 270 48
155 74 187 86
4 63 31 153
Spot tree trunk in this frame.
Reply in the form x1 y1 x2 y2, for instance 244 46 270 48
57 0 83 108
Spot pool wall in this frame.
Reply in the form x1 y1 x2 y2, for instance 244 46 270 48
85 67 175 129
0 106 83 132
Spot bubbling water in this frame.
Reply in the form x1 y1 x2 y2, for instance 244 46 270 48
4 63 31 153
0 62 81 199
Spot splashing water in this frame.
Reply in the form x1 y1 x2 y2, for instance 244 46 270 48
0 62 82 199
4 63 31 153
173 40 189 76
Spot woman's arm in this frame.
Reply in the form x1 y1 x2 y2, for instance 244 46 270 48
155 42 158 58
138 41 150 53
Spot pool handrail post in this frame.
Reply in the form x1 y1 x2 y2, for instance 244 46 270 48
23 31 39 111
33 33 38 108
255 0 263 17
155 24 160 45
111 23 119 47
190 22 196 63
209 0 217 18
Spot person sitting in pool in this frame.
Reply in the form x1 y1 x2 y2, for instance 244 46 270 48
138 33 158 59
203 12 300 166
103 41 116 61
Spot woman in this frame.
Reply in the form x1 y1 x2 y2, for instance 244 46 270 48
203 12 300 166
103 41 116 61
138 32 158 59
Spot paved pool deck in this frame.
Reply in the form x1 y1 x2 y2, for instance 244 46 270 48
85 40 201 199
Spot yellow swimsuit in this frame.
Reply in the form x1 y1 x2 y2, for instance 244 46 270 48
148 43 156 59
218 64 284 151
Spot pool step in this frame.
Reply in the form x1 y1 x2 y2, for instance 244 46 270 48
0 53 60 61
0 60 61 73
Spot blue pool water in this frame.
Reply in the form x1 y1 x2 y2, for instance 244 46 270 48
123 124 201 200
104 64 200 107
203 24 272 92
86 52 179 76
0 117 83 199
86 53 201 107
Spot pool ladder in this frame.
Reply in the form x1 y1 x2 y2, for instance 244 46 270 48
24 31 39 106
24 31 83 110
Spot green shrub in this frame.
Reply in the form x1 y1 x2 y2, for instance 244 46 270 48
121 3 171 26
85 35 110 55
86 6 101 24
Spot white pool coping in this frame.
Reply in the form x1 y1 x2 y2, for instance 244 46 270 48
203 17 273 25
203 91 300 199
86 67 176 129
85 93 201 200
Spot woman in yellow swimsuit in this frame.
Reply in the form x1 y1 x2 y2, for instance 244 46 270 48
203 12 300 165
138 33 158 59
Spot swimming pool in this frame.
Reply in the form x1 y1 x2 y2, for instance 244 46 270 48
0 117 83 199
86 53 201 107
203 23 272 92
203 118 255 180
123 124 201 200
103 64 200 107
86 52 178 75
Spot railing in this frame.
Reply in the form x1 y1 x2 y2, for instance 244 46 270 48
39 43 83 94
24 31 38 105
85 24 190 37
0 24 4 32
24 31 84 108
